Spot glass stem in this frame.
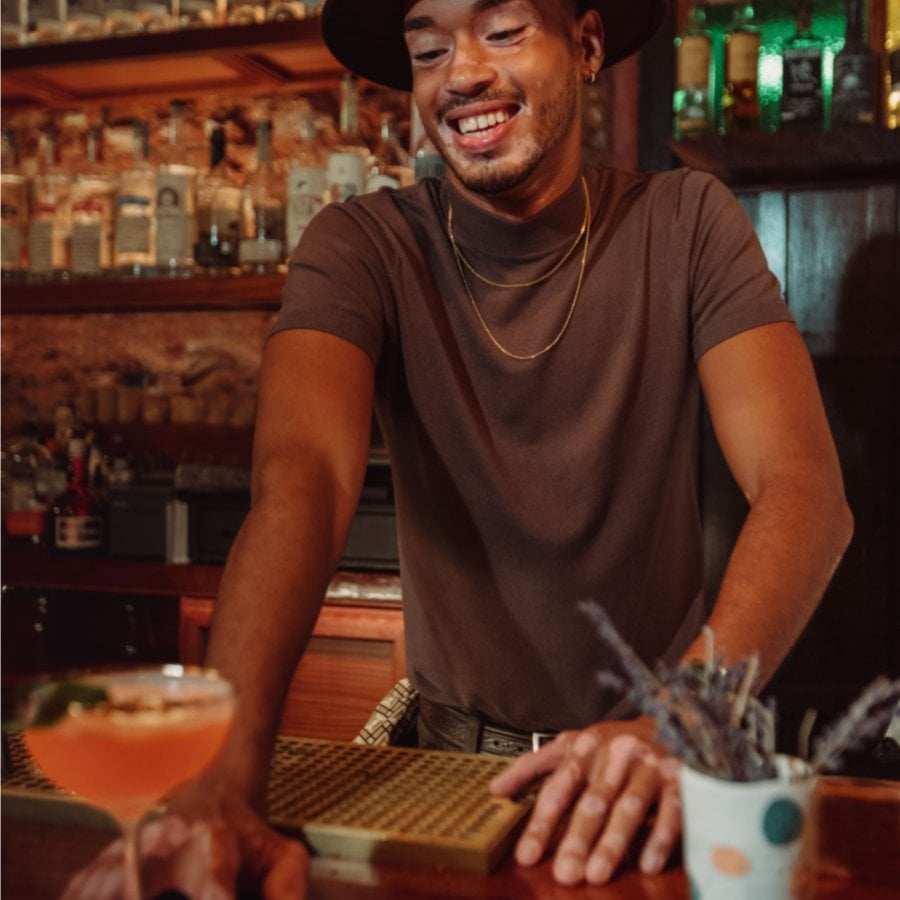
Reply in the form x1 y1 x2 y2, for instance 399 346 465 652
121 818 143 900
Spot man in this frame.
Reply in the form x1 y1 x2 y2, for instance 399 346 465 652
66 0 852 895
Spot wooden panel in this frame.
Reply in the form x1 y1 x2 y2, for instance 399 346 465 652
179 596 406 741
787 184 899 354
736 189 787 296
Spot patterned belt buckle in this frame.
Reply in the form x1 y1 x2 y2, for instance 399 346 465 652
531 731 555 753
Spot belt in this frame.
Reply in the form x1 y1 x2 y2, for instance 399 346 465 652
418 697 557 757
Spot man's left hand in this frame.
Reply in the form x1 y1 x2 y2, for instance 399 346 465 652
489 718 681 886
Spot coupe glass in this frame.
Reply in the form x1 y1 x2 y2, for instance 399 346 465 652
23 664 235 900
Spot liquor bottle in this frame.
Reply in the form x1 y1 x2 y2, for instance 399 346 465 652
29 0 68 43
65 0 105 39
135 0 177 30
365 113 414 192
1 128 29 279
115 120 156 277
1 0 28 45
1 421 53 545
722 3 761 134
104 0 141 35
28 125 71 281
326 73 370 202
673 3 713 139
179 0 223 26
156 100 198 277
239 120 286 273
831 0 877 127
195 125 243 272
70 124 116 277
888 50 900 129
780 0 825 132
52 437 104 554
285 105 328 255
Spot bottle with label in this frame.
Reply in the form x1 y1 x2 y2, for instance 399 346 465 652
104 0 141 35
1 127 28 279
326 73 370 203
115 120 156 276
70 124 116 277
29 0 68 42
673 2 713 139
156 100 197 277
831 0 877 127
285 105 328 255
179 0 223 26
195 125 243 272
780 0 824 132
722 2 761 134
52 437 104 554
135 0 177 30
239 119 285 273
1 0 28 45
28 125 71 281
365 113 414 192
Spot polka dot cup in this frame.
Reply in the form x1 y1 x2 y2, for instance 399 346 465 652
680 755 816 900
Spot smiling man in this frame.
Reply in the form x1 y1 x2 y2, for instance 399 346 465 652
63 0 852 896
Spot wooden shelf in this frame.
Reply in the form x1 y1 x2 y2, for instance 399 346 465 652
0 270 284 314
0 18 344 109
671 129 900 188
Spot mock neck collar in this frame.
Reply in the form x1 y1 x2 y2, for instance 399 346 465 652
441 172 588 263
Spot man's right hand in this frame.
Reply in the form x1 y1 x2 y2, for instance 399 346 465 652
62 777 309 900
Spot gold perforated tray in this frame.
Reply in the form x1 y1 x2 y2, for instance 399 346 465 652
268 738 531 873
3 733 531 874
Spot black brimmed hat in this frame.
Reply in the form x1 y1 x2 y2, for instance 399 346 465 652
321 0 668 92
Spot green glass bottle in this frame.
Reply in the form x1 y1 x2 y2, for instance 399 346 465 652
673 3 713 139
780 0 825 131
722 3 762 134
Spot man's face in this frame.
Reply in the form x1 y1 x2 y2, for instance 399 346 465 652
404 0 589 202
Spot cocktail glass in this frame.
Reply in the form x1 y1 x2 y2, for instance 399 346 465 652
23 664 235 899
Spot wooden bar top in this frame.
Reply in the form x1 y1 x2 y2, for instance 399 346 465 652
3 776 898 899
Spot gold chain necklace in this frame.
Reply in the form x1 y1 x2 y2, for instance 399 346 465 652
447 175 592 361
447 176 590 288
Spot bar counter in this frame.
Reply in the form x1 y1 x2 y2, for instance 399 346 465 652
3 774 898 899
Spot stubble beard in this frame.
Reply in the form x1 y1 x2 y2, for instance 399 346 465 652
430 71 581 197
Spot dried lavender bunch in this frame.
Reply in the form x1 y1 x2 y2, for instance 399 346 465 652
580 601 775 781
808 676 900 774
581 600 900 782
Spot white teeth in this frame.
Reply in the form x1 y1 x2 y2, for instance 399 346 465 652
456 109 510 134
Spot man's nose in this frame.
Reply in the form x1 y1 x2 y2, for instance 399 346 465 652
445 35 497 94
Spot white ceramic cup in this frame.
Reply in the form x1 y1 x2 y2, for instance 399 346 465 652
679 754 816 900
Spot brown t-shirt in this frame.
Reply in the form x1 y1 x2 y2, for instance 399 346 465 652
273 166 793 732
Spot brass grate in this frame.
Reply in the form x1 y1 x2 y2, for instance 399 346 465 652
268 737 531 873
3 733 531 874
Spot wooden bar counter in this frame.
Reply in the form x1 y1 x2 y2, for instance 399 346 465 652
3 773 898 899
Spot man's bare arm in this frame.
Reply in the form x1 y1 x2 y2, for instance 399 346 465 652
203 328 376 806
684 319 853 682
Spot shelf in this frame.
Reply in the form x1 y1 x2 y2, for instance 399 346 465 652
0 270 285 314
0 18 343 109
671 130 900 188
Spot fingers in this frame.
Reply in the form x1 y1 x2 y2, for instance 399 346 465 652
511 732 593 868
261 838 310 899
638 758 682 876
489 734 569 797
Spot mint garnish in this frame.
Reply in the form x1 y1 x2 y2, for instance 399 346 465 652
28 682 109 728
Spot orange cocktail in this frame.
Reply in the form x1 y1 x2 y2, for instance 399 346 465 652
23 666 235 899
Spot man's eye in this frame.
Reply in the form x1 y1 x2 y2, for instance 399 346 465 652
413 48 446 63
488 25 527 42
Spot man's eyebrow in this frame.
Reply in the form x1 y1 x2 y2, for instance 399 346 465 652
403 0 516 33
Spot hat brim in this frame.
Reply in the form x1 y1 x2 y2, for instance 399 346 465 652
321 0 668 92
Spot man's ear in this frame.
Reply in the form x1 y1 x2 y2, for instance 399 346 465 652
578 9 605 75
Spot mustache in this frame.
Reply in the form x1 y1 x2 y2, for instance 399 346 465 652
434 90 525 123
